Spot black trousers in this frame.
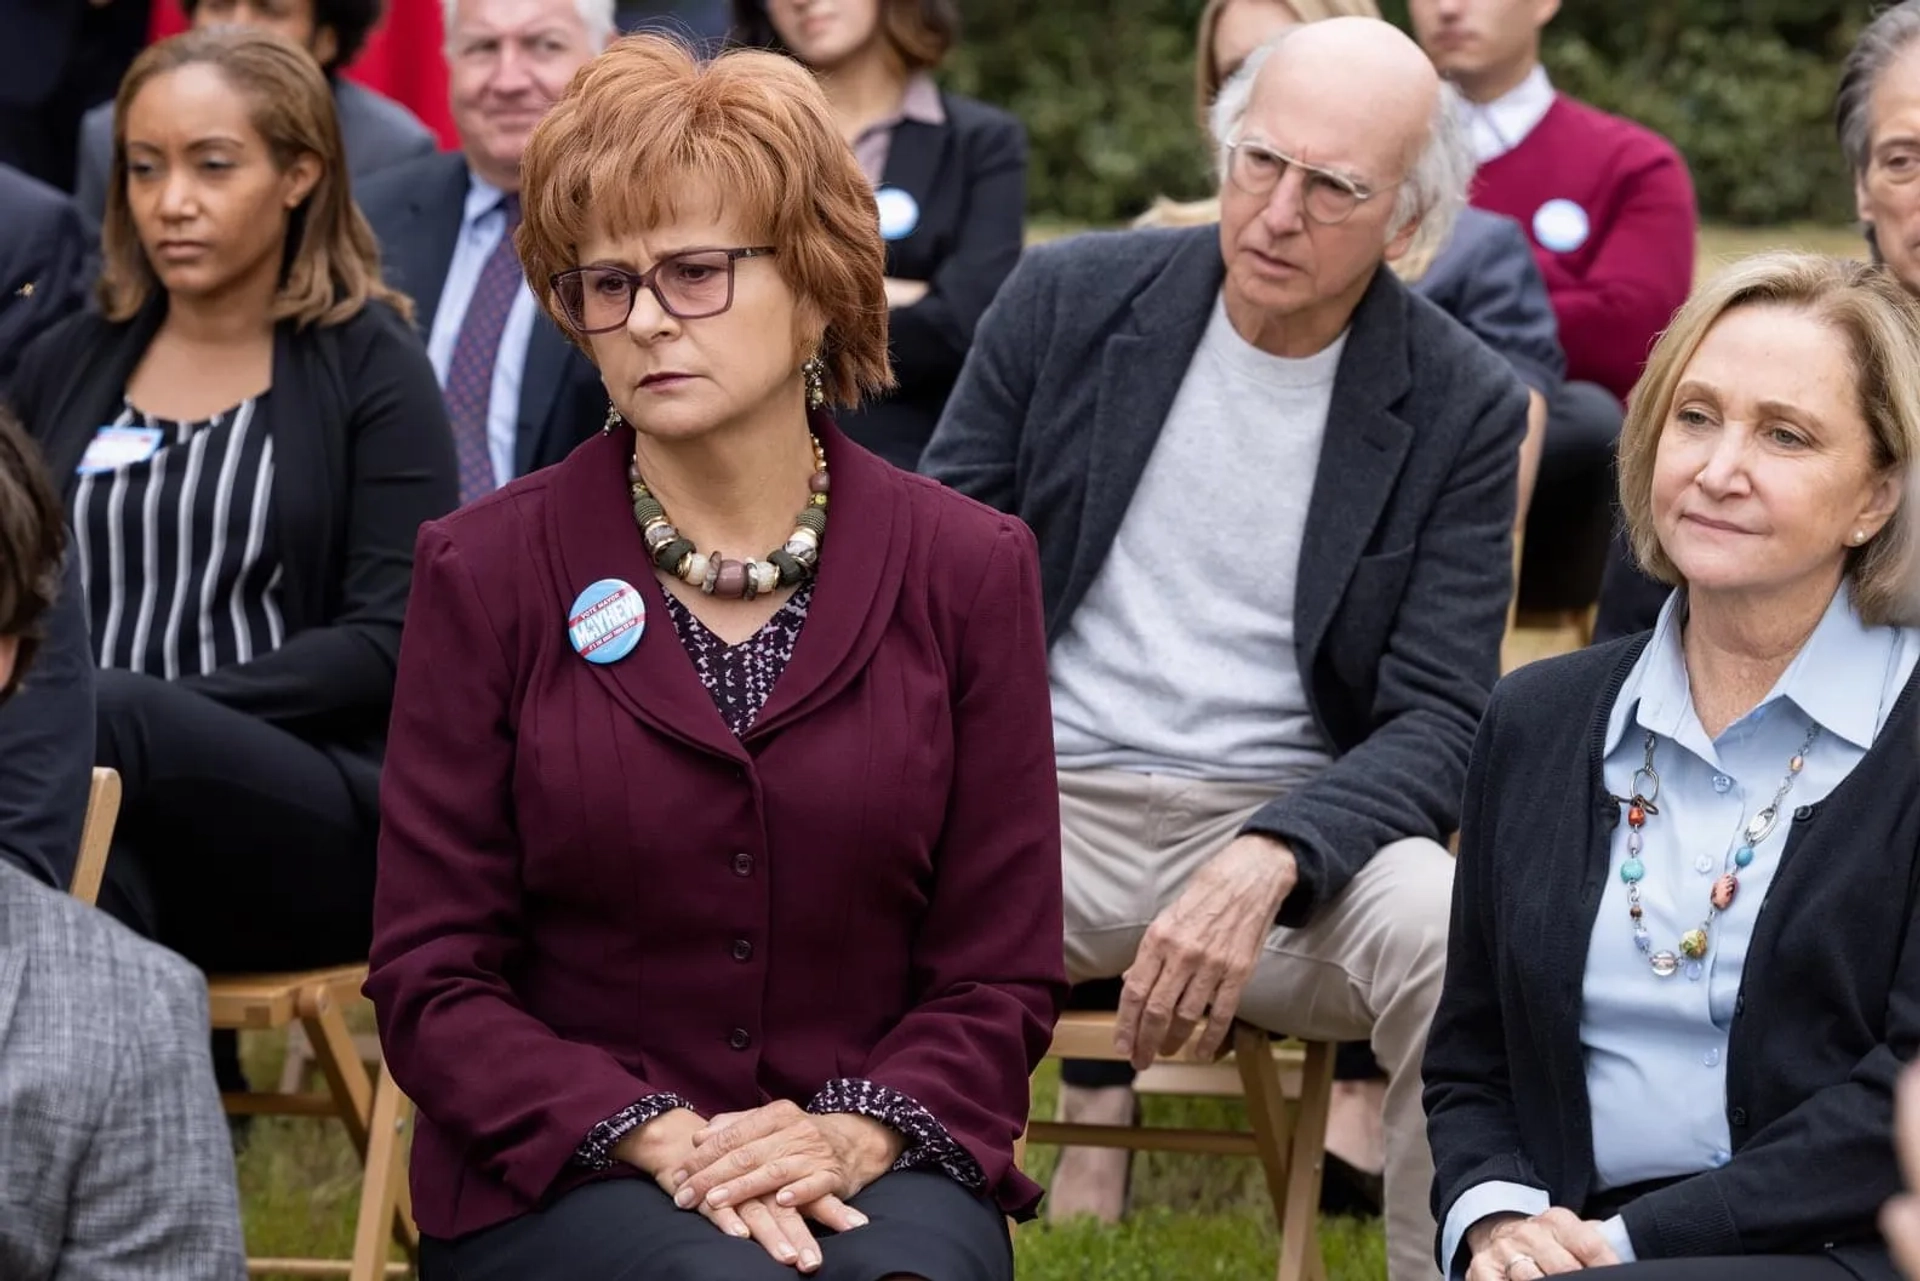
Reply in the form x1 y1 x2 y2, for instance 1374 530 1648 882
1518 380 1625 614
420 1172 1014 1281
91 667 377 973
1601 1258 1853 1280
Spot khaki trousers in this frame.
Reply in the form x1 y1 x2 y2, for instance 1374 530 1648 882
1060 768 1449 1281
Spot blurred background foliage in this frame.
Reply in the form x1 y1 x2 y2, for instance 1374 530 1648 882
945 0 1871 227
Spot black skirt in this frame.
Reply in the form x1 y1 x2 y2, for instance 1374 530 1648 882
418 1171 1013 1281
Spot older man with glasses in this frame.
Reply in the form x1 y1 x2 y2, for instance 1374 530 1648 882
922 18 1525 1281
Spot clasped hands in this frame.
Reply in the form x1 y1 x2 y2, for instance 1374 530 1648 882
616 1100 904 1273
1465 1209 1620 1281
1113 834 1297 1071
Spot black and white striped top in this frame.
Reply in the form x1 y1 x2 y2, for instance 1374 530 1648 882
73 396 287 678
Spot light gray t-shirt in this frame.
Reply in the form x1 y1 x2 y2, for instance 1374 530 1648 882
1048 295 1345 784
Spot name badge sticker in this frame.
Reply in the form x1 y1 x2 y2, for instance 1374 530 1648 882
568 578 647 665
76 426 164 475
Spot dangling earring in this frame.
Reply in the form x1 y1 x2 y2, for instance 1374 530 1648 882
602 403 622 434
802 355 827 411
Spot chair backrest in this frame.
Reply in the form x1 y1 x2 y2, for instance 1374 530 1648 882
70 767 121 907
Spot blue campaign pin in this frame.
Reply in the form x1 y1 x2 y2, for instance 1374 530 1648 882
874 185 920 241
567 578 646 665
1532 198 1591 254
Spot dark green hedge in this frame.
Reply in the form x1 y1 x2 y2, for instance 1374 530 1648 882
945 1 1869 226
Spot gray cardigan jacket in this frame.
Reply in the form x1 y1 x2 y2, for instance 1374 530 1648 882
921 224 1527 922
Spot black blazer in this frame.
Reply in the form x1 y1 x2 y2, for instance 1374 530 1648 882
1425 637 1920 1279
4 298 459 820
0 163 89 397
356 151 604 480
840 92 1026 471
922 225 1528 923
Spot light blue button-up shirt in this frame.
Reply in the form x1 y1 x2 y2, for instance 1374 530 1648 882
1440 585 1920 1277
425 173 537 489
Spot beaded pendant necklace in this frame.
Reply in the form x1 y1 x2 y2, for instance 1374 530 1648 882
627 435 830 600
1610 721 1820 979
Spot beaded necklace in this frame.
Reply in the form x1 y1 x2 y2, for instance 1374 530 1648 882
627 435 830 600
1611 721 1820 979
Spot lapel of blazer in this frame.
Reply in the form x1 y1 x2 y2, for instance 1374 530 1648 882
876 116 951 270
0 945 26 1052
548 427 746 762
545 417 904 759
396 155 470 334
1292 268 1415 660
1058 228 1224 632
515 320 573 478
749 415 905 739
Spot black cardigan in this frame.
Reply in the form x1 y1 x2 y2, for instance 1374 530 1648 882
839 91 1027 471
2 297 459 823
1424 635 1920 1280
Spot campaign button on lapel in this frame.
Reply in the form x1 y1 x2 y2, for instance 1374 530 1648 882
568 578 646 665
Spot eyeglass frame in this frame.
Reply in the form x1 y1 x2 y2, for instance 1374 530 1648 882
549 246 779 333
1221 139 1396 226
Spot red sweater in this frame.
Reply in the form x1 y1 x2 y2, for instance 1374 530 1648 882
1471 95 1697 403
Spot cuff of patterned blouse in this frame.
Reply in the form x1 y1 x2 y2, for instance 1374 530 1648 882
1441 1180 1552 1280
1598 1214 1637 1265
806 1078 987 1192
576 1093 696 1170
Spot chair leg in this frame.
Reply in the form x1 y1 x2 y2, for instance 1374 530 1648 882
1235 1024 1299 1226
349 1061 414 1281
299 987 375 1159
1277 1041 1335 1281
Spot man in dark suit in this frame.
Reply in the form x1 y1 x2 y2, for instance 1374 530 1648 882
357 0 614 502
0 0 147 190
0 163 90 398
922 19 1525 1281
72 0 436 229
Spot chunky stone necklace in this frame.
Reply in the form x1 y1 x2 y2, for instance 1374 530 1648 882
1611 721 1820 979
628 435 830 600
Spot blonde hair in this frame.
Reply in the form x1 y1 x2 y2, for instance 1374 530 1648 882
516 34 892 407
99 27 408 327
1618 252 1920 625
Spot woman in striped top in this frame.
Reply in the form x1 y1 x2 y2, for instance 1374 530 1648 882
4 28 456 985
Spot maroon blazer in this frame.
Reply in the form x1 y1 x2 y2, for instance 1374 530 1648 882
366 419 1067 1240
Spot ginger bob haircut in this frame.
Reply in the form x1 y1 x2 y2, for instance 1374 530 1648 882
517 35 893 409
98 27 409 328
1618 252 1920 626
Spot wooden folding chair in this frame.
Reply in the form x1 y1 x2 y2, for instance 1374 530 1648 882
1023 1012 1336 1281
208 965 417 1280
69 767 121 906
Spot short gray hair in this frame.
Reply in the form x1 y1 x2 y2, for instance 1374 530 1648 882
442 0 617 49
1838 1 1920 181
1209 34 1473 264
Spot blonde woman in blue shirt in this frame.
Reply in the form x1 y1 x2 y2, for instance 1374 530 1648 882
1426 252 1920 1281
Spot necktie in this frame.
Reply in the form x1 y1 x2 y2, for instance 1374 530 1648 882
444 193 524 506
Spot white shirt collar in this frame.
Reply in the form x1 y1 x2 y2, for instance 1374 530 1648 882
1460 63 1554 164
461 170 513 229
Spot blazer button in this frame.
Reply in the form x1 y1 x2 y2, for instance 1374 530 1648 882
1729 1107 1748 1127
1793 805 1813 821
732 852 754 877
729 1028 752 1050
1734 994 1746 1016
732 939 753 962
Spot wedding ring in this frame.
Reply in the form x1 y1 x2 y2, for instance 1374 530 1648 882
1505 1256 1539 1280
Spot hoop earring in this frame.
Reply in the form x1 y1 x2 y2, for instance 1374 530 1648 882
802 355 827 411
